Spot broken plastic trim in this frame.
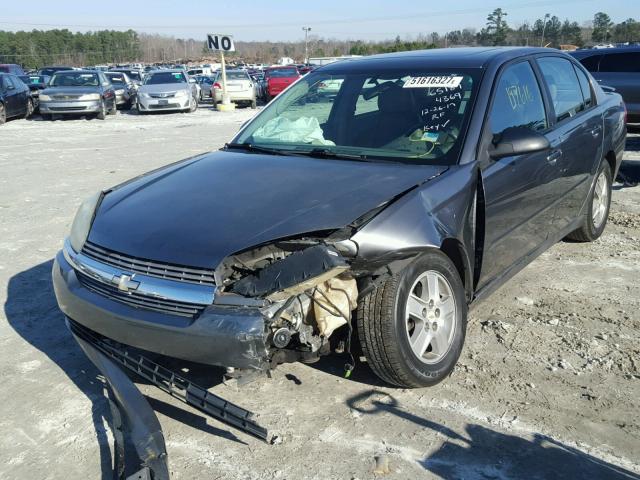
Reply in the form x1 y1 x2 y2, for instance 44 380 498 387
68 319 270 443
69 319 170 480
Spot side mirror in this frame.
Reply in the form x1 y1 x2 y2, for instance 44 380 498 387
489 127 550 159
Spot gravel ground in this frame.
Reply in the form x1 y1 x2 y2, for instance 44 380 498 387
0 106 639 480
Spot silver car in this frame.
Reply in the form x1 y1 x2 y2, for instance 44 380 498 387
104 72 137 109
137 70 198 113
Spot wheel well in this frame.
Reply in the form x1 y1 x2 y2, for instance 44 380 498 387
440 238 471 302
604 150 616 177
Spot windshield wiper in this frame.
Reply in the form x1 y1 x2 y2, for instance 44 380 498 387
300 148 370 162
224 143 291 156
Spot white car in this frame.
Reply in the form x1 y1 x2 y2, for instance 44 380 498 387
211 70 257 109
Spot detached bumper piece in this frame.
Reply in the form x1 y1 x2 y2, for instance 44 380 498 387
68 321 270 478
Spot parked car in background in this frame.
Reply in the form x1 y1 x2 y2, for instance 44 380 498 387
263 66 300 100
52 48 626 389
109 68 144 87
0 64 26 76
315 78 344 100
137 70 198 113
211 70 257 109
38 66 74 77
0 73 33 124
194 75 215 100
18 74 50 110
570 47 640 124
39 70 116 120
105 71 137 109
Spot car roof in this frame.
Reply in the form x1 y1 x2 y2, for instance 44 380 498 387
149 69 185 74
320 47 555 71
53 69 99 74
570 46 640 57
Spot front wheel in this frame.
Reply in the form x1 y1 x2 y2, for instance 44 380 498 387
24 98 34 118
356 250 467 388
97 101 106 120
0 102 6 124
189 96 198 112
566 161 612 242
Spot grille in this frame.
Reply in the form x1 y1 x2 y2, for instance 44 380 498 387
149 103 180 109
149 92 176 98
82 241 216 286
54 95 81 100
49 106 87 111
77 272 206 318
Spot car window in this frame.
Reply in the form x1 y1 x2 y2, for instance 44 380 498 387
489 61 547 137
578 55 601 72
236 69 478 165
537 57 585 123
225 71 250 81
573 66 594 109
144 72 187 85
3 75 16 89
598 53 640 73
50 72 99 87
267 68 298 78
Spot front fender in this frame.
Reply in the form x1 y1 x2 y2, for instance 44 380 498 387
352 163 478 298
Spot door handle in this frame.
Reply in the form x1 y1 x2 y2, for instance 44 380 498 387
590 125 602 137
546 150 562 165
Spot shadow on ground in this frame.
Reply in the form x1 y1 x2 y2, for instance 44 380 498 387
347 390 640 480
3 259 240 478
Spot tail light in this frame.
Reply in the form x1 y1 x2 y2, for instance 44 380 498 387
213 82 222 89
319 82 327 88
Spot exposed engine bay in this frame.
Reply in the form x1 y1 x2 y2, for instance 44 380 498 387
213 238 361 374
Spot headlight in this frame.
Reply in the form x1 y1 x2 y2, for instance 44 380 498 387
69 192 102 253
175 90 188 98
39 94 51 101
78 93 101 101
140 92 150 98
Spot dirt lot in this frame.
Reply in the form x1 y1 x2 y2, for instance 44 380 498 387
0 106 639 480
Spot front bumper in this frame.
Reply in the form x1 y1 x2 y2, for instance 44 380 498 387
40 100 101 114
137 95 190 111
52 247 269 370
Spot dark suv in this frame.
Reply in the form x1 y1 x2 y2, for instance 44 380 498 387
571 47 640 123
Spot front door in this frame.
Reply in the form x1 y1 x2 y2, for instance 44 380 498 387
477 60 560 289
536 56 603 232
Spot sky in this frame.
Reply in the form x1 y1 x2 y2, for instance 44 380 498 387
2 0 638 42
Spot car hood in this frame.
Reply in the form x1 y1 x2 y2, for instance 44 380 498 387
41 86 101 96
138 83 190 94
88 151 446 269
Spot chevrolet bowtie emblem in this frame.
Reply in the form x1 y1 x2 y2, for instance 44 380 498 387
111 274 140 292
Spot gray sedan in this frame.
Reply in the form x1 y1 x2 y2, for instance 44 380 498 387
104 71 137 109
137 70 198 113
39 70 117 120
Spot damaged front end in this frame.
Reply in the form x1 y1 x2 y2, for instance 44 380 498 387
213 237 360 376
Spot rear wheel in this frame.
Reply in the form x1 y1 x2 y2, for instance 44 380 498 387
566 161 612 242
24 98 34 118
108 99 117 115
356 250 467 388
0 103 6 124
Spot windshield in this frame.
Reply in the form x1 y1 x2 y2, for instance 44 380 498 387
106 74 126 85
144 71 185 85
235 68 479 165
215 71 249 81
50 72 99 87
267 68 298 78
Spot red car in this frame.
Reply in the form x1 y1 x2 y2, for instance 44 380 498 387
264 66 300 100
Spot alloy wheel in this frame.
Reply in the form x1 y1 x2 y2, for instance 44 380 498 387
592 170 609 229
404 270 457 364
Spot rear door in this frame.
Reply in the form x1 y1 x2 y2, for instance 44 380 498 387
477 59 560 289
2 75 20 116
535 56 602 232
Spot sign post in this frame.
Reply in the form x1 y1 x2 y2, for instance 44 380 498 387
207 33 236 111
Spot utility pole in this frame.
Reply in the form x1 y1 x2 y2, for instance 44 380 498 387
302 26 311 63
540 13 550 47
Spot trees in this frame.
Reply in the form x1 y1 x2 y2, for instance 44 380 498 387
592 12 614 43
613 18 640 43
480 8 510 46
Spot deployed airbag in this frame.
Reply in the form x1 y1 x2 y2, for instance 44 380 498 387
252 117 335 146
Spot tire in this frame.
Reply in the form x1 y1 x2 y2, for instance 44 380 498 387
189 96 198 112
23 98 34 119
41 113 52 120
97 101 106 120
0 102 6 125
108 99 117 115
566 161 612 242
251 98 257 109
136 102 145 115
356 250 467 388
